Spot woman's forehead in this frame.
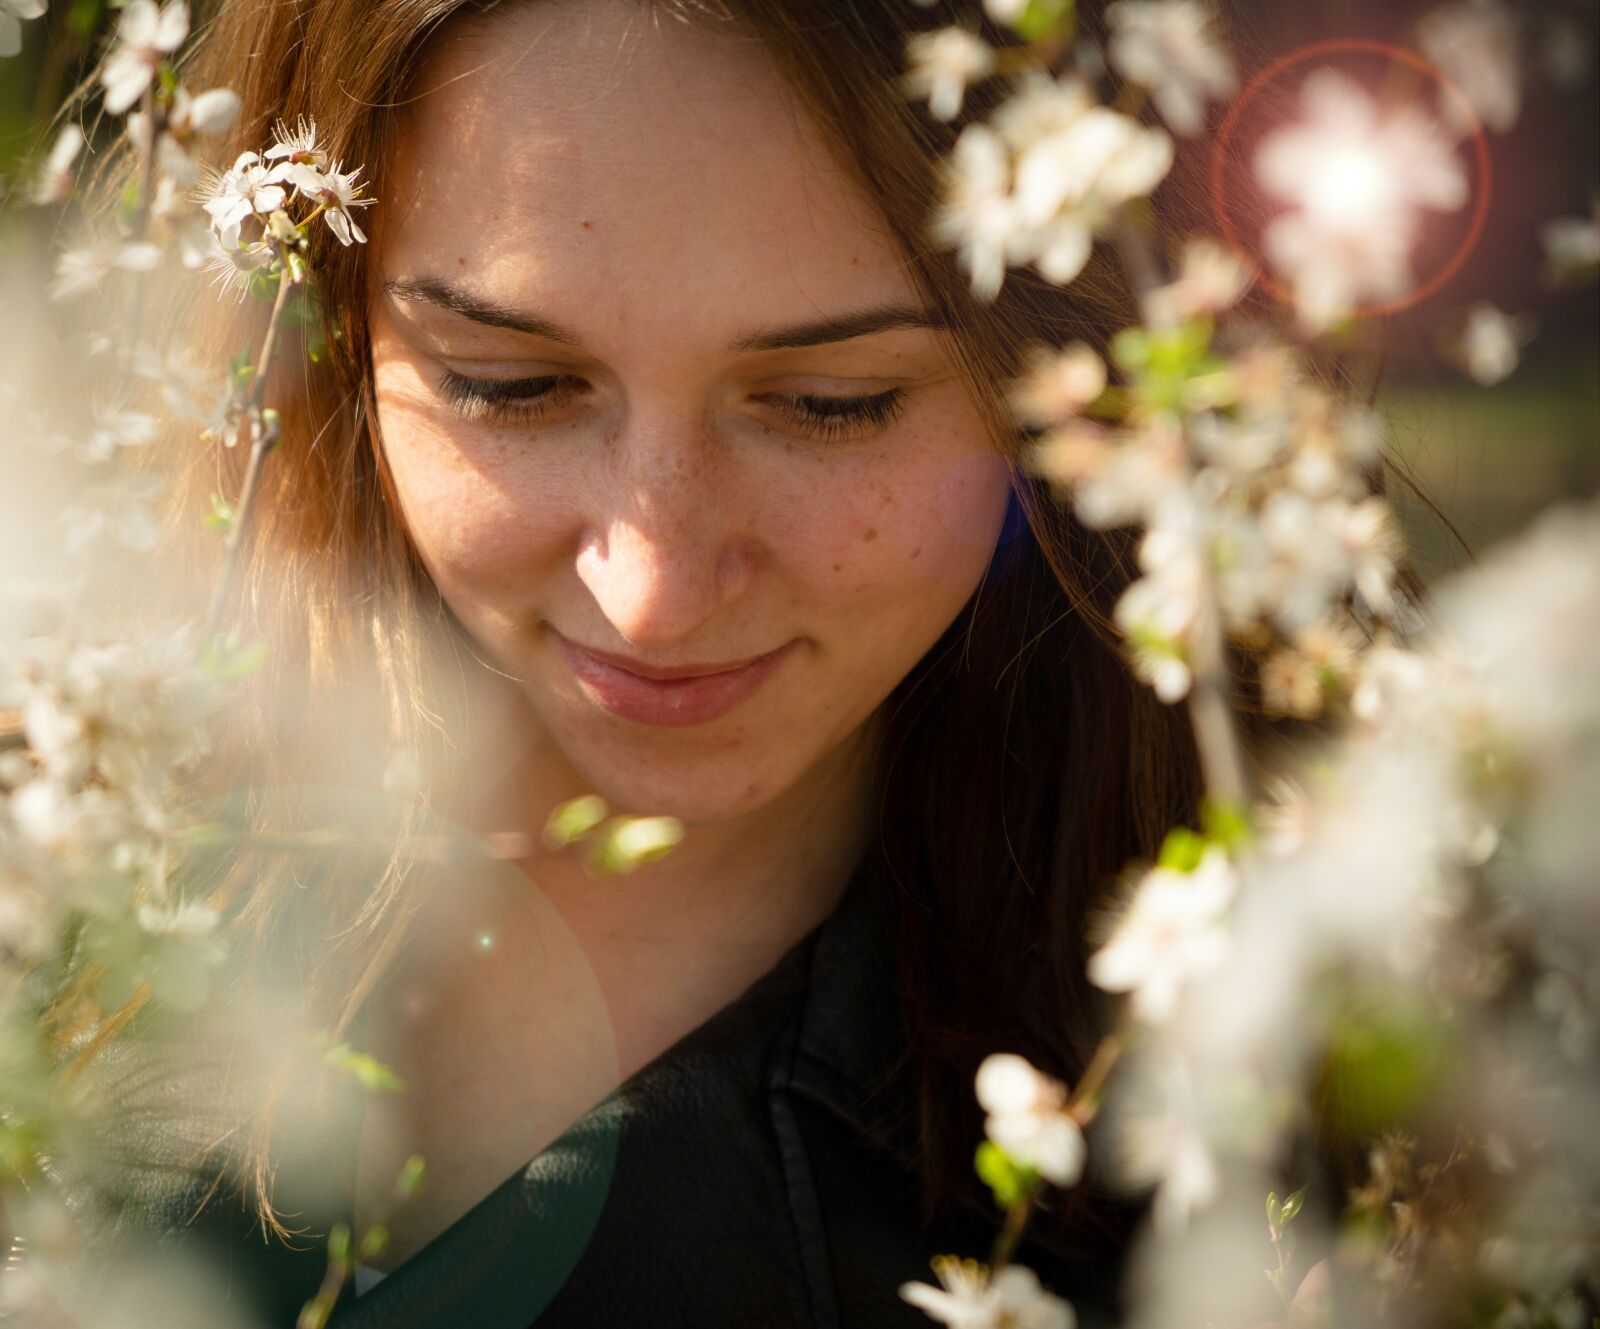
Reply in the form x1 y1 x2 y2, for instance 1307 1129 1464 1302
382 0 920 350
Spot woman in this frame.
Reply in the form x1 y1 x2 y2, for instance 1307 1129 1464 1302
29 1 1201 1326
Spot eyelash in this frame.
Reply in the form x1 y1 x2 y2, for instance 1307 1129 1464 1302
435 368 907 442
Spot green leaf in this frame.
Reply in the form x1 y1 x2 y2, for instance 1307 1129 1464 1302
1110 327 1150 375
357 1225 390 1260
322 1042 406 1094
543 794 608 849
200 633 267 682
1157 827 1206 872
247 265 281 302
394 1154 427 1200
68 0 105 40
1010 0 1075 43
156 60 178 97
203 492 236 536
1266 1189 1281 1228
1201 799 1253 853
587 815 684 876
228 346 255 392
1279 1183 1308 1226
326 1223 351 1264
975 1139 1038 1210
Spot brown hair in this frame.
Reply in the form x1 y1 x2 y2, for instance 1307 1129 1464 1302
97 0 1199 1289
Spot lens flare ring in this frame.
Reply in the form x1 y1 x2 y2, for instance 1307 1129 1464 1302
1209 37 1494 323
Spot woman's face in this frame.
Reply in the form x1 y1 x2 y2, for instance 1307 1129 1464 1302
370 0 1012 824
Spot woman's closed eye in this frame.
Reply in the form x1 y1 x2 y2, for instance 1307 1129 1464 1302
434 367 907 442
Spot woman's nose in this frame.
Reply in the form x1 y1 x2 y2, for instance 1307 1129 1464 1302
574 424 755 652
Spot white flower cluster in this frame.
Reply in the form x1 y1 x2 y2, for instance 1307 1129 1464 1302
1 624 226 1007
197 117 373 298
1026 266 1398 710
1255 69 1468 332
43 0 241 298
935 74 1175 299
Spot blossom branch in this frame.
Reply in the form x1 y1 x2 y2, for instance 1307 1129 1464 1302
203 259 297 641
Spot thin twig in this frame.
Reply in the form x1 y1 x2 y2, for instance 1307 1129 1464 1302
202 263 298 641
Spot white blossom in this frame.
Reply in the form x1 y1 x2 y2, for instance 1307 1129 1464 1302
130 86 241 186
974 1053 1086 1186
901 1257 1076 1329
197 151 291 250
903 27 996 123
60 471 165 555
1009 343 1107 427
1541 196 1600 283
0 0 46 61
1418 0 1522 135
1256 70 1467 329
1453 303 1535 386
1107 1 1236 137
76 403 159 464
49 237 162 301
934 124 1016 301
1147 236 1252 323
264 115 328 171
287 159 374 246
1012 104 1173 286
31 123 84 206
100 0 190 116
136 899 220 938
1110 1051 1220 1230
1088 847 1237 1023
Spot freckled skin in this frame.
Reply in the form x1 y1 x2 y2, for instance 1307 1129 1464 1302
369 1 1012 828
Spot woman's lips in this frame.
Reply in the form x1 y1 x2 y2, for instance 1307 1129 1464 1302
554 633 798 727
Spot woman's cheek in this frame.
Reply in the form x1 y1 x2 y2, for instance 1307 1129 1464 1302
378 411 561 606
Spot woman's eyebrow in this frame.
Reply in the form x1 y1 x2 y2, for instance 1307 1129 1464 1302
383 276 942 351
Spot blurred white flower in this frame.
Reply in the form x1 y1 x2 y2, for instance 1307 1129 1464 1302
131 85 242 185
75 403 159 465
60 471 165 555
1010 343 1107 427
991 74 1096 153
901 1256 1076 1329
30 123 85 206
1088 847 1237 1023
982 0 1031 21
1114 527 1204 702
1148 236 1253 325
1256 70 1467 329
1012 104 1173 286
49 237 162 301
974 1053 1086 1186
934 124 1015 301
381 749 423 801
1037 415 1189 533
1111 1050 1220 1230
1541 196 1600 284
1106 1 1236 137
0 0 46 61
9 625 221 804
1418 0 1522 135
136 899 220 937
1451 302 1535 386
903 27 996 123
100 0 190 116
